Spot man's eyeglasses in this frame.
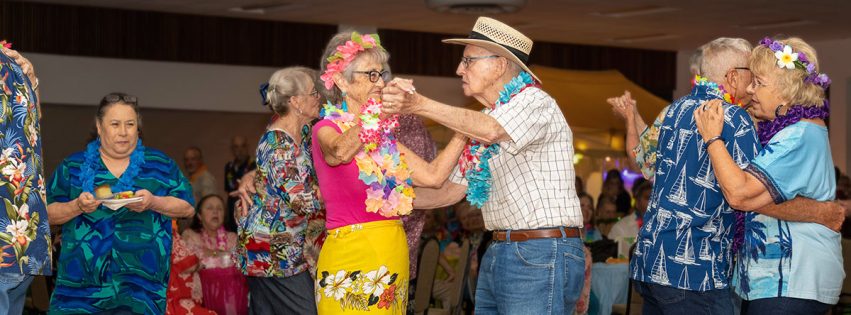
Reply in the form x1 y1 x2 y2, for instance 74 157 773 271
103 94 138 104
353 70 390 83
460 55 500 68
725 67 751 80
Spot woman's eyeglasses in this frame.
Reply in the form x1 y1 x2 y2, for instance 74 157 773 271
307 90 320 98
103 94 138 104
353 70 390 83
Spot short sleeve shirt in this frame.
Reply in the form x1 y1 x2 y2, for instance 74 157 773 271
734 122 841 304
449 87 582 230
47 148 193 314
631 83 759 291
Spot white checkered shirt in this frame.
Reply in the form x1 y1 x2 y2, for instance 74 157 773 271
449 87 583 230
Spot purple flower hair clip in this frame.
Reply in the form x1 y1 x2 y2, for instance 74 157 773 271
759 37 831 89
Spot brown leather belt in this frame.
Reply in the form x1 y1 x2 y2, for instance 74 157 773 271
492 227 581 242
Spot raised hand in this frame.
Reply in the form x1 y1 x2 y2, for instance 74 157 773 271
381 78 419 114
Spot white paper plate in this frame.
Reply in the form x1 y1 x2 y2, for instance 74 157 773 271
101 197 143 210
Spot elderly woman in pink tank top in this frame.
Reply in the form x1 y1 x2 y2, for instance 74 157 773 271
311 31 467 315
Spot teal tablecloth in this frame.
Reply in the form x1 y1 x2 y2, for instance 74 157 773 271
589 262 629 315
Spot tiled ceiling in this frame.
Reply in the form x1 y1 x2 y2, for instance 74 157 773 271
18 0 851 51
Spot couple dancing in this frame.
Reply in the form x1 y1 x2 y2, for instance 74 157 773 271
308 17 585 315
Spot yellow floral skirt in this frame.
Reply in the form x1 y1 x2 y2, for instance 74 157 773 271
315 220 409 314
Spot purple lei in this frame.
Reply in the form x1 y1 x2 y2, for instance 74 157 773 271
756 100 830 145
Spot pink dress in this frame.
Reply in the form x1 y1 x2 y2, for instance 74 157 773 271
183 228 249 315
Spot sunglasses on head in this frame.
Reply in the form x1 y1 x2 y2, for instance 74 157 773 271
103 94 138 104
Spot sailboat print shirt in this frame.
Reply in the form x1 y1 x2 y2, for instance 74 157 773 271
734 122 841 304
630 82 759 291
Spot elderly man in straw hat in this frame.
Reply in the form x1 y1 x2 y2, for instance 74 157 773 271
382 17 585 314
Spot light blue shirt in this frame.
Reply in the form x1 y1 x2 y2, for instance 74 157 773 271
735 121 842 304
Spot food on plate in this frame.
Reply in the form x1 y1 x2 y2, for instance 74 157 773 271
95 185 113 199
113 191 135 199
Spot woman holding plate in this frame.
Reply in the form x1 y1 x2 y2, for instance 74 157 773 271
46 93 195 314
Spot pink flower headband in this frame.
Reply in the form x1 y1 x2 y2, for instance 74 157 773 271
759 37 830 89
320 32 384 90
0 40 11 49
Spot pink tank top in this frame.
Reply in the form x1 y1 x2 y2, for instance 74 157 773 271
311 119 399 230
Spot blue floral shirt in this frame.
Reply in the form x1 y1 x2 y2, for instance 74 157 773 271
735 122 841 304
631 82 759 291
0 50 52 276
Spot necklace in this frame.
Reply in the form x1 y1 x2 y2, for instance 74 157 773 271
81 139 145 194
757 101 830 145
321 98 415 217
459 71 537 208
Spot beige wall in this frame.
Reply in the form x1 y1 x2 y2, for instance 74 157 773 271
27 52 470 114
28 51 471 197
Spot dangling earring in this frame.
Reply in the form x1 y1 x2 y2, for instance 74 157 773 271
774 104 786 118
340 91 349 112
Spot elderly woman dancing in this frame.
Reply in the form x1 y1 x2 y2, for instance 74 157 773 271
694 37 839 315
235 66 324 314
46 93 195 314
311 31 467 314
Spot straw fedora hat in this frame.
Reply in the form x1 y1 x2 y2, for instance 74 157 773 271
443 17 540 83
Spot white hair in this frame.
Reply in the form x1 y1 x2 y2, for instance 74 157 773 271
688 49 703 76
699 37 752 83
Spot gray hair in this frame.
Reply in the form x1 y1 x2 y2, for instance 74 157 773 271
699 37 752 83
319 31 390 104
266 67 317 116
688 48 703 76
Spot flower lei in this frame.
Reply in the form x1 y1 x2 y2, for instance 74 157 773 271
759 37 831 89
81 139 146 194
321 99 414 217
459 71 537 208
693 75 741 107
319 32 383 90
202 226 228 254
757 100 830 145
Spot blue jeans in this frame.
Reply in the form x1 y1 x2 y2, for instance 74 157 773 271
634 281 734 315
0 273 33 315
742 297 831 315
475 229 585 315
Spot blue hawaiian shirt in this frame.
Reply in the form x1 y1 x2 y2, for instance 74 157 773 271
734 122 841 304
0 50 52 276
631 83 759 291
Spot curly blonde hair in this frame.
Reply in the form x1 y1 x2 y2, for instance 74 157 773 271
750 37 825 107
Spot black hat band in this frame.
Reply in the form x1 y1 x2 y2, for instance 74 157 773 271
468 31 530 65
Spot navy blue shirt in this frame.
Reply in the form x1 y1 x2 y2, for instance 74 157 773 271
631 80 759 291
